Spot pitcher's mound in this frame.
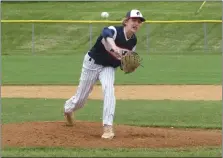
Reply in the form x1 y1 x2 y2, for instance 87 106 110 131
2 121 222 149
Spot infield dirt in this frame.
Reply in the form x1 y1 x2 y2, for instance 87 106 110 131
2 85 222 149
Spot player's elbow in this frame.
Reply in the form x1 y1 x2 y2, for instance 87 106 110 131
102 28 114 39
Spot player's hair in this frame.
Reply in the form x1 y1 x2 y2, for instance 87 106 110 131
122 17 129 26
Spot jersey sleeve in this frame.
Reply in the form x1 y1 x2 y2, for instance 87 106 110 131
101 26 117 40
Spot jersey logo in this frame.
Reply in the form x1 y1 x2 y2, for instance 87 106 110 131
121 50 128 56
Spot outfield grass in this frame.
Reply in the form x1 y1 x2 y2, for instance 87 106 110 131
1 2 221 85
2 1 222 55
2 98 221 129
2 147 222 157
2 54 221 85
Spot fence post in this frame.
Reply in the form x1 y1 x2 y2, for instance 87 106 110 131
89 23 92 49
203 22 208 52
146 23 149 54
32 23 35 55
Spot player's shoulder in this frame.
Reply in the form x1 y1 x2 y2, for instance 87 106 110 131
114 26 124 33
109 26 127 36
106 25 122 31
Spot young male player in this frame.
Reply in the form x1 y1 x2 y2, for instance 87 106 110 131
64 9 146 139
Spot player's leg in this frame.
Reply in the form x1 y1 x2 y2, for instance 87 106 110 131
98 66 116 139
64 53 102 126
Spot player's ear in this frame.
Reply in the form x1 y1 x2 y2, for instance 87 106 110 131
122 18 128 26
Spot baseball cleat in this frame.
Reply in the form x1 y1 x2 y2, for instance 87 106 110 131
101 125 115 139
64 112 74 126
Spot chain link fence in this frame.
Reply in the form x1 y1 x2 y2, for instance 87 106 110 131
2 21 222 56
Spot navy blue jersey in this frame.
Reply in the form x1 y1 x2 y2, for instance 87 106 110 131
88 26 137 68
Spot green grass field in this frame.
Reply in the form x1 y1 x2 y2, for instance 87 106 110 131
3 147 221 157
2 54 221 85
2 1 222 85
1 1 222 157
2 98 221 128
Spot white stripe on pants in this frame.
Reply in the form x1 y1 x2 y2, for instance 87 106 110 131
99 67 116 126
64 53 116 126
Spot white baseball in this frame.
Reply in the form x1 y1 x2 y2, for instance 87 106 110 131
101 12 109 18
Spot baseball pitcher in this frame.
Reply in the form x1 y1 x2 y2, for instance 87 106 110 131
64 9 145 139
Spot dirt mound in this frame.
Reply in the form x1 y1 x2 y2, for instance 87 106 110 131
2 121 222 149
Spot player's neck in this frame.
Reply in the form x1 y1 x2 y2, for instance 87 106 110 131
124 27 134 40
126 31 134 39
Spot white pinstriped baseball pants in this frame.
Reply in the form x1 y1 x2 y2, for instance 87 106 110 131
64 53 116 126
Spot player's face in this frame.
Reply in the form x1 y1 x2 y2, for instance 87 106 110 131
126 18 143 33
